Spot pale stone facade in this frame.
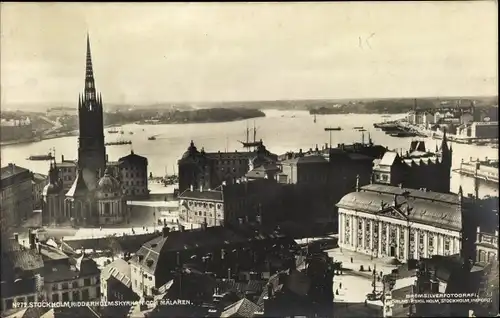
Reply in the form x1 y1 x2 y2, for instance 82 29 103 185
337 184 464 262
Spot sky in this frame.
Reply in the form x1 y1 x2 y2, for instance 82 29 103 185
0 2 498 106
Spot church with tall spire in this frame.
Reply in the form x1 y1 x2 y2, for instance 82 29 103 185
42 34 149 226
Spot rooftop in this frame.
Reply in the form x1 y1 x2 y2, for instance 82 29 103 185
102 258 133 288
221 298 261 318
179 188 223 201
337 184 462 231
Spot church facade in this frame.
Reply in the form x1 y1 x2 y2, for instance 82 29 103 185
336 182 467 262
41 35 147 226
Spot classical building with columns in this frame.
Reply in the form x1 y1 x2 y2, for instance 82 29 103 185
336 182 468 262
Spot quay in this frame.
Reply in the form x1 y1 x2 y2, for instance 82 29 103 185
453 157 499 184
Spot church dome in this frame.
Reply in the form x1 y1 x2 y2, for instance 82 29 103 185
96 168 121 194
182 140 200 159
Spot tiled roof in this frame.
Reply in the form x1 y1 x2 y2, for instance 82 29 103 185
179 189 223 201
2 249 44 273
61 232 159 254
221 298 260 318
337 186 462 231
205 151 254 160
1 164 29 180
379 152 398 166
43 257 99 283
119 151 148 164
281 154 327 165
131 226 290 274
102 259 132 288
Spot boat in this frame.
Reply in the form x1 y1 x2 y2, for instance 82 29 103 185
358 129 367 132
148 136 157 141
324 127 342 131
353 126 364 129
105 140 132 146
108 128 119 134
27 153 54 161
129 132 134 135
239 122 263 148
120 131 124 135
389 131 417 138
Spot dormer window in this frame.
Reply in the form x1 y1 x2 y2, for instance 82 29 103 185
146 259 154 267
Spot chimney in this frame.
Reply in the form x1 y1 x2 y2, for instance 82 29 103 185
61 154 65 162
179 225 185 232
162 226 170 238
228 268 232 279
200 185 203 192
29 231 36 249
37 243 42 254
495 229 498 237
238 217 243 225
14 233 19 242
393 194 398 206
256 215 262 225
190 185 194 191
202 221 208 230
106 154 109 162
245 215 249 223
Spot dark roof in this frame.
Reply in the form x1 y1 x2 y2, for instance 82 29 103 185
65 170 89 197
281 154 328 165
43 257 99 283
40 244 69 261
2 249 44 273
1 164 31 188
102 259 132 288
61 232 160 254
221 298 260 318
119 151 148 165
205 151 254 160
131 226 289 274
32 173 47 183
245 164 279 179
337 185 462 231
179 189 223 201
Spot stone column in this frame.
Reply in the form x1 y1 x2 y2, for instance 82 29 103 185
404 226 409 261
424 231 429 258
353 216 358 249
386 223 390 255
378 221 382 256
370 219 374 251
362 218 366 251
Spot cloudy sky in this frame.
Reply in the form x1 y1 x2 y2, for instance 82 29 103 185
0 2 497 106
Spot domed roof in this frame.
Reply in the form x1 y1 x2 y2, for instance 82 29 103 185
96 168 121 193
182 140 200 159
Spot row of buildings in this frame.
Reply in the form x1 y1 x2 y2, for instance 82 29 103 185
176 134 452 232
0 118 34 142
406 100 498 139
1 164 48 227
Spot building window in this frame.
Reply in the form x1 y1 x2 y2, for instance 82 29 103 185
72 281 78 289
62 283 69 290
28 296 35 303
82 289 90 300
52 294 59 302
72 291 80 301
62 292 69 302
444 237 450 251
52 283 59 291
84 278 91 286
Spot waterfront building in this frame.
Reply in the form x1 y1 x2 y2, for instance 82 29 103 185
41 35 147 226
336 184 473 262
372 136 452 193
458 157 498 184
0 118 33 142
177 140 278 193
1 163 34 227
471 121 499 139
39 242 101 303
178 178 282 228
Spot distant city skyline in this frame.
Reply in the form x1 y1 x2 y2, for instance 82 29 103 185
1 2 497 106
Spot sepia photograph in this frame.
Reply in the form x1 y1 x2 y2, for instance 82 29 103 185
0 1 498 317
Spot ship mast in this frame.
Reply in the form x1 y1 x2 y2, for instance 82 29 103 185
253 121 257 143
246 121 250 144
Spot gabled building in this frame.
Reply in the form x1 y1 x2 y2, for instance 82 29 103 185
1 163 34 226
372 136 452 193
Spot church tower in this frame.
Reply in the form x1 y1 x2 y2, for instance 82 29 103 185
77 33 106 189
440 129 452 193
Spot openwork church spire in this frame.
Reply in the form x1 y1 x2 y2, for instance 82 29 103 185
84 32 97 101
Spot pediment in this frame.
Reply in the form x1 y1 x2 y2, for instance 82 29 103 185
376 206 408 221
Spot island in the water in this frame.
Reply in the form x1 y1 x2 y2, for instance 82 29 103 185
0 108 265 145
